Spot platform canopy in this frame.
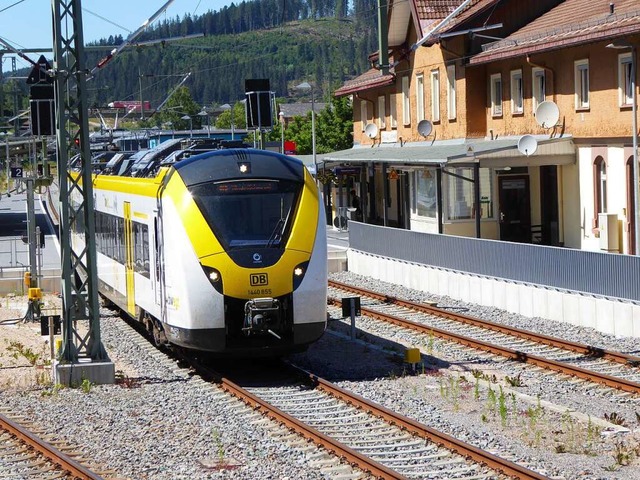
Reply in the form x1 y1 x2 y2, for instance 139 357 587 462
319 135 575 169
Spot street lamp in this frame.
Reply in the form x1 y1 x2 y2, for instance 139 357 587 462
607 41 639 255
279 111 285 153
295 82 317 180
198 108 209 137
220 103 235 141
181 114 192 138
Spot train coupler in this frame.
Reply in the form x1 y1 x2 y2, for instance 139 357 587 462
243 297 282 340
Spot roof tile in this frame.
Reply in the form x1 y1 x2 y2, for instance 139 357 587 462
470 0 640 64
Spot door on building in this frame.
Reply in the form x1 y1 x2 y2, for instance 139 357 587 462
540 165 559 245
498 175 531 243
626 156 636 254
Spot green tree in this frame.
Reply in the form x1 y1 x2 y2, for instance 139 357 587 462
286 96 352 155
316 96 352 153
214 102 246 130
155 86 201 130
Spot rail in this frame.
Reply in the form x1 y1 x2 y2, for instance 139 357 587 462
329 280 640 394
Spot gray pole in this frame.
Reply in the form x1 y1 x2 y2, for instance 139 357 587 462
311 90 317 181
53 0 112 380
139 68 145 120
632 46 639 255
26 178 37 287
5 140 9 197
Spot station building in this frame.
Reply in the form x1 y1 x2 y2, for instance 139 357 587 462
323 0 640 255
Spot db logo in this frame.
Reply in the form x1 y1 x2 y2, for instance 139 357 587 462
250 273 268 286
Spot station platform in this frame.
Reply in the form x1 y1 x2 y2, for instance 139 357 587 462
0 188 61 295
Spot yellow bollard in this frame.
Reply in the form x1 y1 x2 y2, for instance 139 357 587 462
404 348 422 374
24 272 31 288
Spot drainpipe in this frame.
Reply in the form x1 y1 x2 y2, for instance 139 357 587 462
526 55 555 102
356 93 376 130
377 0 389 75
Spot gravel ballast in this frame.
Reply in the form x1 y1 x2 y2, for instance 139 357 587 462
2 269 640 479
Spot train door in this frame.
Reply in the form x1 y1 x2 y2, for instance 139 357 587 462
153 215 166 320
123 202 135 315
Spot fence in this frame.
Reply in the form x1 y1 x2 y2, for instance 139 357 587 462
349 222 640 303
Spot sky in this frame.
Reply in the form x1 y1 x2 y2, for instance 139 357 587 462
0 0 228 72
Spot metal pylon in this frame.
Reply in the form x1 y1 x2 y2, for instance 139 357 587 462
52 0 109 364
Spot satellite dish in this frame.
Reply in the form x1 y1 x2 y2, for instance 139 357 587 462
517 135 538 156
417 119 433 138
364 123 379 139
535 101 560 128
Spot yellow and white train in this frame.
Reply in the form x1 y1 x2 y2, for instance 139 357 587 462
74 140 327 356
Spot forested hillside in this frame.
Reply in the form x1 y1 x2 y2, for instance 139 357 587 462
2 0 378 115
84 0 379 108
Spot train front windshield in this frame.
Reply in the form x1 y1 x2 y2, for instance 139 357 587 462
190 179 301 249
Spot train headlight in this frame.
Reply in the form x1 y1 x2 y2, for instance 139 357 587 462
202 266 223 293
292 261 309 290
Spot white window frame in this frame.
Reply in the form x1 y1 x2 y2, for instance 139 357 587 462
574 59 589 109
416 73 425 122
412 169 438 219
618 53 633 107
510 69 523 114
390 93 398 128
446 64 456 120
402 76 410 125
378 95 386 129
443 166 494 221
430 69 440 122
532 67 546 113
360 99 368 132
490 73 502 117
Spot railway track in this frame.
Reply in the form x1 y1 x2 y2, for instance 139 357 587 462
328 279 640 395
0 410 105 480
109 306 546 479
190 358 547 479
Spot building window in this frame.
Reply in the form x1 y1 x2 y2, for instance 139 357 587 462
402 76 410 125
360 99 368 132
490 74 502 117
618 53 633 107
447 64 456 120
430 69 440 122
575 59 589 109
413 168 437 219
390 93 397 128
378 95 386 129
416 74 425 122
532 67 546 113
594 156 607 217
510 69 523 114
445 167 493 220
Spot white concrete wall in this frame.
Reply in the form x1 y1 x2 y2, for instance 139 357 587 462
348 249 640 338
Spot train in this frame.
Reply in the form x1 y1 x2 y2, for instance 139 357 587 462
107 100 152 112
71 138 328 356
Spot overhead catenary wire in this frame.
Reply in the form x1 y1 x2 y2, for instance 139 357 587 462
90 0 177 75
